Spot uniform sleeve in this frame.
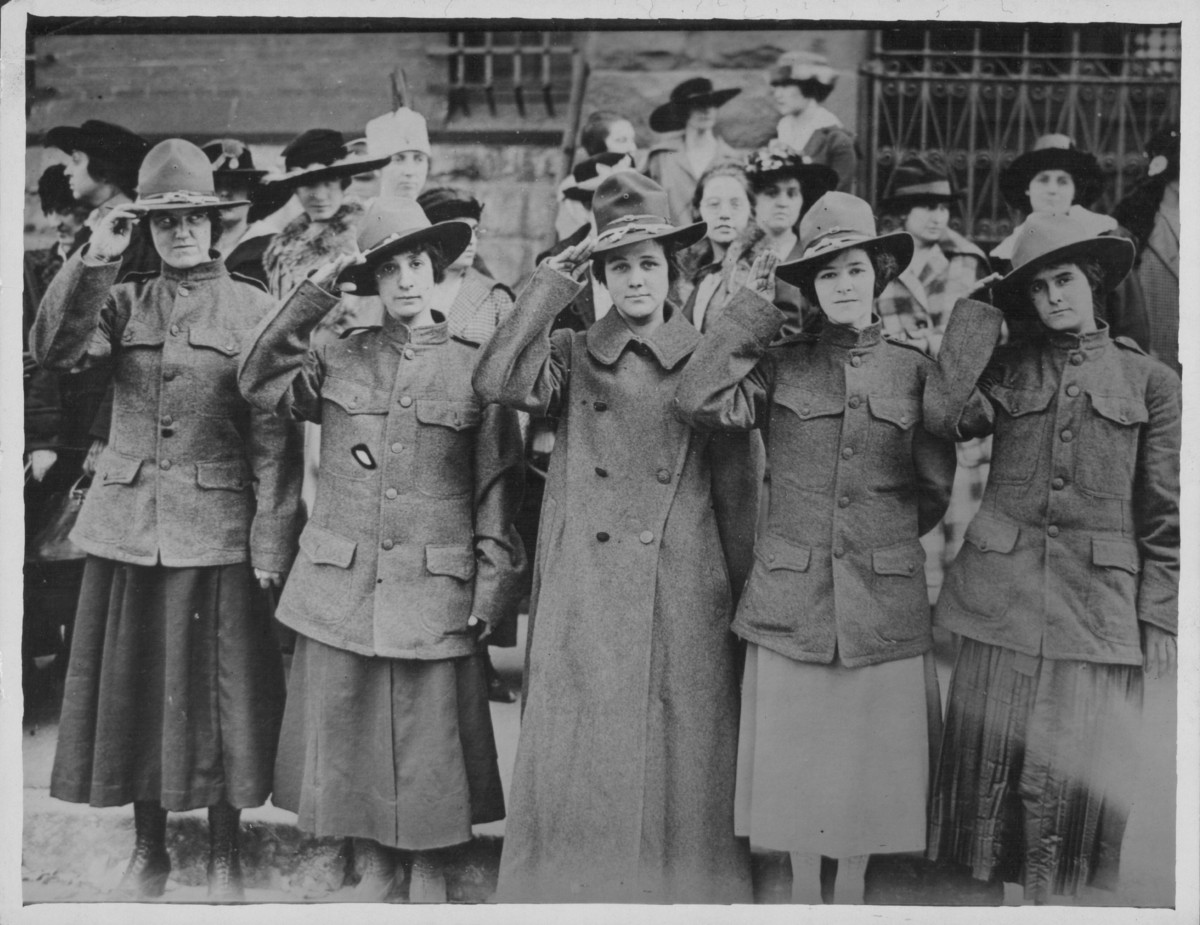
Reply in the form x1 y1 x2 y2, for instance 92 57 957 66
707 429 765 603
673 286 782 432
246 406 305 574
827 129 859 194
1133 363 1180 634
471 263 585 416
29 250 122 372
921 297 1004 440
237 279 336 423
24 367 64 453
912 426 957 537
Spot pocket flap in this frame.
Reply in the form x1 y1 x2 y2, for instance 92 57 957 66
299 522 357 569
872 541 925 576
324 376 390 414
1087 392 1149 427
963 514 1020 554
868 395 920 430
1092 537 1141 574
772 385 844 421
120 322 166 348
188 327 242 357
416 399 482 431
988 384 1054 418
757 536 812 572
425 545 477 581
195 459 251 491
99 453 143 485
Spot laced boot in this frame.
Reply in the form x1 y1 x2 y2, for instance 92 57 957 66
408 850 447 903
207 802 245 902
349 838 397 901
115 801 170 899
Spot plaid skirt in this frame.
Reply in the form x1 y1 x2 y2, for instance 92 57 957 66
928 637 1143 901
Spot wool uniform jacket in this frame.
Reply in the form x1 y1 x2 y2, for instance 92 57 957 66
238 280 526 660
934 324 1180 665
30 250 304 573
674 291 1003 667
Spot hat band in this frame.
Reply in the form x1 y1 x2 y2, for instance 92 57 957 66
595 214 676 249
362 227 431 255
800 229 874 260
138 190 220 206
891 180 953 198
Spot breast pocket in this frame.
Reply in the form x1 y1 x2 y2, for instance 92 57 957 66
415 399 481 499
1076 392 1147 499
866 395 920 491
986 385 1054 485
321 377 391 482
769 384 844 493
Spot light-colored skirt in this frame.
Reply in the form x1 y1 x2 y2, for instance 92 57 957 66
734 643 929 858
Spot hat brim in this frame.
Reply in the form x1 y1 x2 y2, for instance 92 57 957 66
992 235 1134 306
336 220 474 297
130 196 248 212
648 88 742 133
1000 148 1103 211
877 189 962 213
213 168 268 180
591 220 708 256
775 230 915 287
264 155 392 189
44 125 147 164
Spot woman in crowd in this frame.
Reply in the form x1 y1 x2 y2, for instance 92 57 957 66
674 191 998 904
365 105 432 203
31 139 304 901
645 77 742 226
769 52 857 193
475 172 759 903
202 138 287 289
239 200 525 903
555 111 641 238
680 161 756 331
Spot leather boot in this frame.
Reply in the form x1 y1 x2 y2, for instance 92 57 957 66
349 838 396 902
408 851 447 903
115 801 170 899
207 802 245 902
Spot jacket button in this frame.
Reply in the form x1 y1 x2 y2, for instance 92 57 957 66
1070 353 1084 365
593 401 608 411
978 540 988 550
656 468 671 484
596 532 610 542
838 495 850 508
639 530 654 544
900 414 910 425
160 415 173 426
382 539 394 550
161 428 174 438
399 395 413 408
1061 429 1073 442
851 356 862 367
833 546 845 558
847 396 860 409
595 466 608 477
163 369 176 381
159 459 172 470
1047 525 1060 538
349 396 359 407
391 442 403 453
178 285 189 296
123 330 133 342
841 446 854 459
1066 384 1080 397
226 342 236 352
385 488 398 500
169 324 180 336
403 348 415 360
766 552 776 562
800 407 811 417
1052 477 1065 490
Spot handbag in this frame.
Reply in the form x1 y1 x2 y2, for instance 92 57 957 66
27 474 90 563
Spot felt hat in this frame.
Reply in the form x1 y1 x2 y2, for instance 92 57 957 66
336 199 472 297
562 151 637 204
649 78 742 134
992 211 1134 303
365 107 432 159
129 139 243 211
775 191 914 286
590 172 707 255
999 134 1104 212
264 129 391 188
202 138 267 180
878 152 962 212
769 50 838 88
43 119 150 165
744 141 839 207
417 187 483 224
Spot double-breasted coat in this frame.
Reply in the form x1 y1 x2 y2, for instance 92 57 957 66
473 265 758 903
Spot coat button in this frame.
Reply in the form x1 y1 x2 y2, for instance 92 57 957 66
1066 384 1080 397
800 407 811 417
1047 525 1060 538
391 442 403 453
226 342 237 352
596 532 610 542
177 285 189 296
161 428 174 438
766 552 776 562
169 324 180 336
838 495 850 508
163 369 177 381
349 396 359 407
159 459 172 470
639 530 654 544
594 466 608 477
399 395 413 408
847 396 861 409
832 546 845 558
385 488 398 500
123 330 133 342
1052 477 1065 490
382 539 394 550
851 355 862 367
841 446 854 459
900 414 910 425
593 401 608 411
978 540 988 550
404 348 415 360
1070 353 1084 365
656 468 671 484
1061 429 1073 442
160 415 173 426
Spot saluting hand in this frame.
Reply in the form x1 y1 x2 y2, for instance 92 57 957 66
968 271 1004 302
310 251 366 294
88 204 143 263
745 250 779 301
544 237 596 281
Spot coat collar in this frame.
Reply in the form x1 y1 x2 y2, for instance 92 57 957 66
382 309 449 347
818 317 883 349
162 254 227 283
586 303 700 369
1046 321 1110 353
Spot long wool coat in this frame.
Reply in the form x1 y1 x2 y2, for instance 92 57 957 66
472 265 758 903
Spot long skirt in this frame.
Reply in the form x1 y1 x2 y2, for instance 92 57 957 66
273 634 505 850
50 556 285 811
734 644 931 858
928 637 1143 902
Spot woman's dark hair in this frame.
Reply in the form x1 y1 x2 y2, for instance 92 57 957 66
37 164 85 216
590 239 681 288
580 111 628 158
794 247 900 307
84 151 139 199
775 78 834 104
1021 258 1107 311
690 162 755 223
383 240 450 284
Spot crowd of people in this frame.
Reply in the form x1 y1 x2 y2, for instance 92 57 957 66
22 47 1180 907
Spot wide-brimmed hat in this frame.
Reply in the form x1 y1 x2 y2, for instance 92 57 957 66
769 50 838 89
127 139 243 211
365 107 431 159
43 119 150 165
878 153 962 212
1000 134 1104 212
264 129 391 188
649 78 742 134
202 138 267 181
590 172 707 255
562 151 637 204
417 187 483 224
992 212 1134 304
744 142 839 207
775 191 914 286
335 199 472 297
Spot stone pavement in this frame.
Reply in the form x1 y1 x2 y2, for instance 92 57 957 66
21 619 1177 907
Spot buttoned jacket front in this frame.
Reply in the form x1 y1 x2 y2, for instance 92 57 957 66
238 281 525 660
30 251 303 572
934 326 1180 665
675 292 1002 667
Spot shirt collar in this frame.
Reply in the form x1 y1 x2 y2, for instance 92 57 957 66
382 309 449 347
818 317 883 349
161 253 227 283
586 303 700 369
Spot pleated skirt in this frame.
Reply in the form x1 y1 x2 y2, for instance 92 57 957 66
273 634 505 850
928 637 1143 901
50 556 285 811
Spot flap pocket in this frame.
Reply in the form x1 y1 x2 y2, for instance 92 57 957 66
120 322 166 348
299 522 357 569
99 452 143 485
1087 392 1149 427
1092 537 1141 574
324 376 391 414
416 399 482 431
988 384 1054 418
963 514 1020 554
772 385 844 421
188 327 242 357
872 541 925 576
756 536 812 572
195 459 251 491
425 545 477 581
868 395 920 430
